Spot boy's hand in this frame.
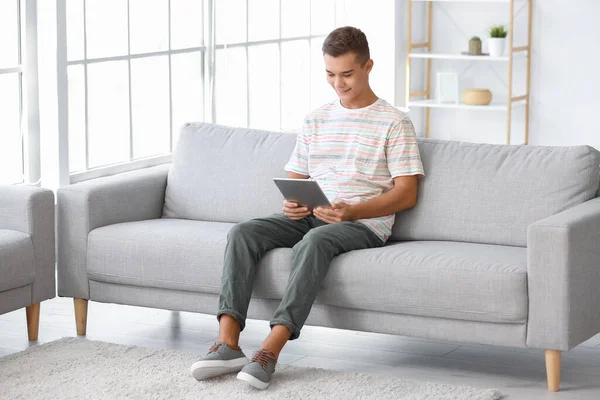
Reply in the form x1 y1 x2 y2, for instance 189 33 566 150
314 202 354 224
283 200 312 220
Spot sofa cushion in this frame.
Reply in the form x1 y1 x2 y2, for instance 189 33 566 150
87 219 527 324
391 139 600 246
317 240 527 323
164 124 600 246
87 219 234 294
0 229 35 292
162 123 296 223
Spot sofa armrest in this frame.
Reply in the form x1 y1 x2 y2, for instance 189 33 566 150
57 164 170 299
0 185 56 303
527 196 600 350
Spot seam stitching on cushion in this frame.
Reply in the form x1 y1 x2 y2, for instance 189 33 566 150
585 146 595 203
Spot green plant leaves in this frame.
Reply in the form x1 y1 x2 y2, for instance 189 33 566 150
489 25 508 38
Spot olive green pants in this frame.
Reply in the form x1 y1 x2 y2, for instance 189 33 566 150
217 213 384 340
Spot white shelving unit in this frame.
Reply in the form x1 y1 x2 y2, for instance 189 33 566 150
406 0 533 144
412 0 523 3
408 99 526 111
409 52 527 62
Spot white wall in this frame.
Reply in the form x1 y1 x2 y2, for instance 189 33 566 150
341 0 397 107
396 0 600 149
527 0 600 149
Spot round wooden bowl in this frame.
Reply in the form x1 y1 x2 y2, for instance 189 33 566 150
462 88 492 105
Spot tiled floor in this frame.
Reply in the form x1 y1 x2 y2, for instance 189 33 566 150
2 296 600 399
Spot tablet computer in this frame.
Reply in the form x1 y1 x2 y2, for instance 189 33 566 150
273 178 331 210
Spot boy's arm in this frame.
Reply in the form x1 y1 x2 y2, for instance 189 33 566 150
288 172 309 179
349 116 424 219
284 118 311 177
347 176 418 220
315 175 418 223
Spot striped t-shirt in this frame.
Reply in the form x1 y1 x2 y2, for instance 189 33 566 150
284 98 425 242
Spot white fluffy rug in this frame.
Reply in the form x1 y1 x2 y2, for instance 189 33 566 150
0 337 501 399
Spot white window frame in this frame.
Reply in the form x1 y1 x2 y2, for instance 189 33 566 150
212 0 338 131
55 0 346 185
62 0 207 184
3 0 41 186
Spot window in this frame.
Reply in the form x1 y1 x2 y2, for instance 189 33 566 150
59 0 396 181
0 1 398 187
0 0 23 184
63 0 341 179
213 0 397 132
214 0 338 132
65 0 204 173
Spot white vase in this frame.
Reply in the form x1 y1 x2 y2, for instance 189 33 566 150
488 38 506 57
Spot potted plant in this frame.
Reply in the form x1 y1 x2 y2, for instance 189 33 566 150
469 36 482 55
488 25 508 57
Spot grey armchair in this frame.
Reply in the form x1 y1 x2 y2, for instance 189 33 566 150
0 185 56 340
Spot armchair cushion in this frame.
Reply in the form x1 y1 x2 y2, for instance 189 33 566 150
0 229 35 292
0 185 55 304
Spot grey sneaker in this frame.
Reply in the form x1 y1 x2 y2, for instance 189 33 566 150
190 341 248 381
236 348 277 390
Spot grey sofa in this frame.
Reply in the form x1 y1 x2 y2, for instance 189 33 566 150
0 185 56 340
57 123 600 392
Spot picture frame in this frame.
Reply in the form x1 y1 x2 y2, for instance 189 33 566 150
436 72 459 104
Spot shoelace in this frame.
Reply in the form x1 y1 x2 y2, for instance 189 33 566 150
251 349 277 370
208 342 222 354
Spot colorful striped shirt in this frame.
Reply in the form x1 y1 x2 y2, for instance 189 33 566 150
284 98 425 242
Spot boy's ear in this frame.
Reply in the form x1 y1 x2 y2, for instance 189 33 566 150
365 59 374 73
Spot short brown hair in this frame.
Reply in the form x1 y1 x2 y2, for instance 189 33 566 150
322 26 370 65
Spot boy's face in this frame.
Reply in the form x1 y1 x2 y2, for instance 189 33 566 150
324 51 373 104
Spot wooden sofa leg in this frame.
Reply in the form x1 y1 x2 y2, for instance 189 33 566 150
25 303 40 340
74 298 88 335
545 349 561 392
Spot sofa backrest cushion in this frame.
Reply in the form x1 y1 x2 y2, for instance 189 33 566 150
390 138 600 246
163 123 295 222
165 124 600 247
